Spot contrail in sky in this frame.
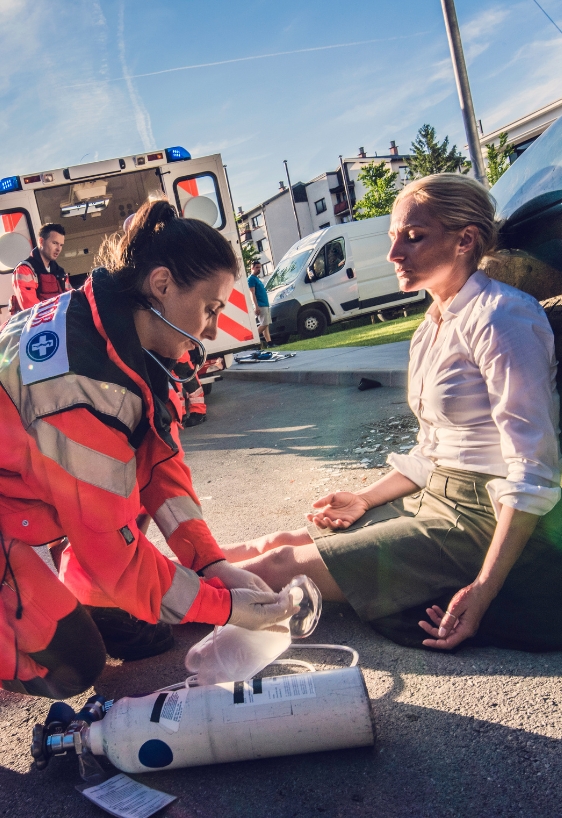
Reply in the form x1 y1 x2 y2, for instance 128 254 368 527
117 0 156 151
66 33 427 89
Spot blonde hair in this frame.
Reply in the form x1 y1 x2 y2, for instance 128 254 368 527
393 173 498 266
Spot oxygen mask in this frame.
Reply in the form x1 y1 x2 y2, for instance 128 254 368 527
185 575 322 685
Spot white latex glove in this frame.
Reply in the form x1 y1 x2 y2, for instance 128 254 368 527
228 588 298 630
203 560 272 593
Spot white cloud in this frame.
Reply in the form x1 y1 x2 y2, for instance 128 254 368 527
459 6 512 62
0 0 158 177
189 135 254 157
462 7 511 43
0 0 25 18
481 34 562 129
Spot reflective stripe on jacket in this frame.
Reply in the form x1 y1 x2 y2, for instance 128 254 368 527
0 269 230 627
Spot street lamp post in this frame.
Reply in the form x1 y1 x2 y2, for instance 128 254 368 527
440 0 488 186
339 155 354 221
283 159 302 240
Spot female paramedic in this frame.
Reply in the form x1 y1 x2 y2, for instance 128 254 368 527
224 173 562 653
0 199 293 699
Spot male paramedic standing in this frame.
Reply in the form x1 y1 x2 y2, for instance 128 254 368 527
247 259 274 348
10 223 69 314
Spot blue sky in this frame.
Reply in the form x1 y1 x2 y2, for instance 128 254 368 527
0 0 561 209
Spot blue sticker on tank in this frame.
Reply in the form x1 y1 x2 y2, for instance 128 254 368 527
138 739 174 768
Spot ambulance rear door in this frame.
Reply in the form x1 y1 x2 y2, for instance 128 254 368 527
0 190 41 321
160 153 259 354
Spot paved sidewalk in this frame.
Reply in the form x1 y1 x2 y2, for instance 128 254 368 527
225 340 410 388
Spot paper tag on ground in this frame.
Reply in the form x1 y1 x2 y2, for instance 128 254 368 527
80 773 176 818
233 674 316 706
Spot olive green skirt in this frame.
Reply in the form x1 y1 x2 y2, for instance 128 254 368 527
312 466 562 651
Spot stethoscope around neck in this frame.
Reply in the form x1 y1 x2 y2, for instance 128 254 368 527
142 307 207 384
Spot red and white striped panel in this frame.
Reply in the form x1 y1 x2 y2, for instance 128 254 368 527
1 211 31 240
217 286 255 343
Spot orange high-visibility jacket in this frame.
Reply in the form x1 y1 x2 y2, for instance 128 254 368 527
11 248 71 312
0 268 231 627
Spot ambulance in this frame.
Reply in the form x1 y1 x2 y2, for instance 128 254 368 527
0 147 260 390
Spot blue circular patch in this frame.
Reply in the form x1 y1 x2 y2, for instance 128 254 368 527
138 739 174 768
26 330 59 362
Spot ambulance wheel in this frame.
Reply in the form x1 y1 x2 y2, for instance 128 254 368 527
202 383 212 396
298 308 327 339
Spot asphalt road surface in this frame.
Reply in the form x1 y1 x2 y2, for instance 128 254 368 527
1 379 561 818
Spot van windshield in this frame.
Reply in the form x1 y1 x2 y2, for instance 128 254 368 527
266 250 312 291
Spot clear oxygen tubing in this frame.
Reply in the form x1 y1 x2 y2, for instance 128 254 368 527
155 644 359 692
142 307 207 384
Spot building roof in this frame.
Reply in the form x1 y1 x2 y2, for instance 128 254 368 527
480 97 562 145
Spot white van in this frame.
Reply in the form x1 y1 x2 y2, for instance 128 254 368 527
266 215 425 341
0 147 260 388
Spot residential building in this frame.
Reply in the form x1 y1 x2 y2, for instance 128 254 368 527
480 97 562 160
237 143 410 273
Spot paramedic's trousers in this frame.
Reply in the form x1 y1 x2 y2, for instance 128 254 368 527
1 539 106 698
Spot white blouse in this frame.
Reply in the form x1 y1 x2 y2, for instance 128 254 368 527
388 270 561 517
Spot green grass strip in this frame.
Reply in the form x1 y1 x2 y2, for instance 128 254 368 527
277 312 425 351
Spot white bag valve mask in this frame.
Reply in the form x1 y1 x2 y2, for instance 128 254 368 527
185 575 322 685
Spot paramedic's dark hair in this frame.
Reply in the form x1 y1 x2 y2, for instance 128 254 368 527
96 198 238 308
39 223 66 239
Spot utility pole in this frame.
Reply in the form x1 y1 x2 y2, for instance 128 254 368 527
440 0 488 186
283 160 302 240
339 155 354 221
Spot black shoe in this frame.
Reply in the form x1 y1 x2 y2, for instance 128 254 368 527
267 342 277 348
183 412 207 428
87 607 174 661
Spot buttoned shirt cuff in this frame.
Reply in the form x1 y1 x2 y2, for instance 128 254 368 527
387 450 434 489
486 478 561 519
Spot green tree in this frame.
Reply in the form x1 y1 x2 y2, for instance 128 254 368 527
241 241 259 274
407 124 471 178
354 162 399 219
486 132 514 186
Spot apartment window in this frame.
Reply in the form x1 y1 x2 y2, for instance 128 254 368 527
399 166 409 182
256 238 268 253
251 213 263 228
319 222 330 229
261 262 271 276
315 198 327 215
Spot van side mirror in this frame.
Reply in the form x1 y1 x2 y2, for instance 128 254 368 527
306 266 316 282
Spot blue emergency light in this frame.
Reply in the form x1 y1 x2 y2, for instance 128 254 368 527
0 175 22 194
165 146 191 163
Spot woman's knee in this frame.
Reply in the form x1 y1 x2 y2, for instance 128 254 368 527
241 545 302 591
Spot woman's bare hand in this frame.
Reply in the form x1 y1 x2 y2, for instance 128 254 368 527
307 491 370 530
418 582 494 649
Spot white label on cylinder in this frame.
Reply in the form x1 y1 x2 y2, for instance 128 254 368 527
232 674 316 706
159 690 186 732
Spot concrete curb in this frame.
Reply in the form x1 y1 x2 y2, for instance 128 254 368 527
223 341 410 389
224 368 407 388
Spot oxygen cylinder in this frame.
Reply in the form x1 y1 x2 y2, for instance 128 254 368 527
86 667 375 773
